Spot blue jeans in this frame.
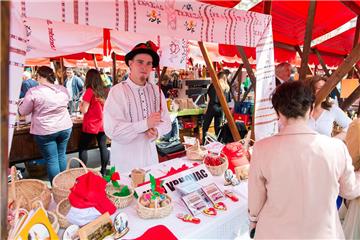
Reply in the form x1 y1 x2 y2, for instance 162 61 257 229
33 128 72 183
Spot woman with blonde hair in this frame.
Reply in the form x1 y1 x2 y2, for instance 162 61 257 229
202 70 230 143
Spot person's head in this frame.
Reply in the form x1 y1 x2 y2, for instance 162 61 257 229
125 41 160 85
85 69 108 101
22 71 32 81
272 81 315 121
36 66 56 84
217 71 230 93
306 75 332 110
275 62 292 82
66 68 74 79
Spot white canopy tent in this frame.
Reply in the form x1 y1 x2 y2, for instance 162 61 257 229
9 0 277 151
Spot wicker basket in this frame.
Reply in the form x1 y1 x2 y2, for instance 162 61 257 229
8 167 51 211
136 195 173 219
48 211 59 233
106 184 134 209
52 157 99 203
55 198 71 229
185 139 208 161
204 155 229 176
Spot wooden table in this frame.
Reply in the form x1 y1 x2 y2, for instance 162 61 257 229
9 118 104 165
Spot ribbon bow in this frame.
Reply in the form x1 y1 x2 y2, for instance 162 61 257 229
104 166 120 188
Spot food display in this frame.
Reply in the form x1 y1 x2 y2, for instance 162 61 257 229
203 153 229 176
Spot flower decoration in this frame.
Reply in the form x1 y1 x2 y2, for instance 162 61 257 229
104 166 131 197
147 10 161 24
149 174 165 200
184 20 196 33
145 40 159 52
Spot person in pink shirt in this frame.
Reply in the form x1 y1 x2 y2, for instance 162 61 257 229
248 81 360 239
78 69 109 175
18 66 72 183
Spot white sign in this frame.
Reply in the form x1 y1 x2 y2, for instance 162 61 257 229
135 164 213 199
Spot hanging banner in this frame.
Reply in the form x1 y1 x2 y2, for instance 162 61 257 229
25 17 103 58
9 4 27 153
110 29 188 69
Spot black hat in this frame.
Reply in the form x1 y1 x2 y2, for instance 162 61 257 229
125 41 160 68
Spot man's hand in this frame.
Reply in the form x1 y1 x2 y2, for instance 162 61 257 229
147 112 161 129
145 128 158 140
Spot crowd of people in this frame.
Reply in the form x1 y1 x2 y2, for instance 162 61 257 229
16 41 360 238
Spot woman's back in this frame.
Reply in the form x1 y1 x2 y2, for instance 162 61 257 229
249 124 360 239
20 84 72 135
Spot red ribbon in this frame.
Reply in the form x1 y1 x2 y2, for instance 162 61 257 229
103 28 112 56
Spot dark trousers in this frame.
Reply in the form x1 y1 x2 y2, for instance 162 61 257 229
202 108 223 143
33 128 72 183
79 131 110 175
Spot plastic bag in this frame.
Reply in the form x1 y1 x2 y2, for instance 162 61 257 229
343 198 360 239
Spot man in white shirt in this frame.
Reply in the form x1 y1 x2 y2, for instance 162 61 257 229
64 68 84 113
275 62 292 86
103 41 171 173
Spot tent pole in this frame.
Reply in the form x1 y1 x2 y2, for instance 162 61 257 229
313 48 342 105
92 54 99 70
59 57 65 85
0 1 10 239
315 43 360 106
295 46 313 76
236 65 243 102
112 52 117 85
236 45 256 140
299 1 316 80
340 86 360 111
198 41 240 142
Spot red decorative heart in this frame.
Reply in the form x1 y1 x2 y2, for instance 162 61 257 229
214 202 227 211
203 207 217 216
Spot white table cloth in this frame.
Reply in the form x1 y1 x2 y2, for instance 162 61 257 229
53 157 250 239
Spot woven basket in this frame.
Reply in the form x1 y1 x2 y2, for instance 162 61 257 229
204 155 229 176
106 184 134 209
185 139 208 161
52 157 99 203
136 195 173 219
48 211 59 233
8 167 51 211
55 198 71 229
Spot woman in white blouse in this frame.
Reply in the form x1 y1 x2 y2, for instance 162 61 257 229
308 76 351 139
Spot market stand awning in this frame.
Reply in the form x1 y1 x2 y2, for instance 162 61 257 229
250 1 358 46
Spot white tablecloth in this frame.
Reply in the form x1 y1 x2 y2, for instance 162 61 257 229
53 157 250 239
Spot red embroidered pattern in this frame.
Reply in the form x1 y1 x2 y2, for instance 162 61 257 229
73 0 79 24
10 34 27 43
124 0 129 31
61 1 65 22
115 0 120 30
9 47 26 56
132 0 136 32
85 0 89 25
20 1 26 17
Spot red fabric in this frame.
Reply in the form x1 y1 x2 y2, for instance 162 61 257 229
221 142 249 172
103 28 112 56
198 0 240 8
132 225 178 240
307 27 356 66
250 1 357 46
68 171 116 215
82 88 105 134
218 44 297 65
